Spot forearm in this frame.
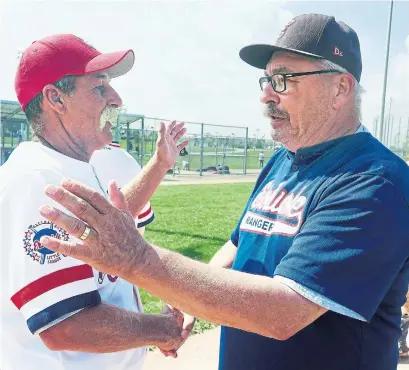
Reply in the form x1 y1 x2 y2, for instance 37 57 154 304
40 302 177 352
130 243 321 339
208 240 237 268
121 155 168 219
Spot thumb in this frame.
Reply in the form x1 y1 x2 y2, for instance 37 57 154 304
108 180 128 211
181 315 195 339
157 122 166 144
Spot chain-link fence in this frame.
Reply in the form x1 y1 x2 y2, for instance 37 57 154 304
0 101 277 172
113 116 277 176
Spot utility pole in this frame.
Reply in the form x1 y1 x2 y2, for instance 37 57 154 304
379 0 394 143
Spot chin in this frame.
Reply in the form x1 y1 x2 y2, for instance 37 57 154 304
101 124 113 142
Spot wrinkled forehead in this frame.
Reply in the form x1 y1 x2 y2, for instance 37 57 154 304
266 52 320 74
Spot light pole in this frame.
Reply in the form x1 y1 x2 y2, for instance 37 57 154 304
379 0 394 143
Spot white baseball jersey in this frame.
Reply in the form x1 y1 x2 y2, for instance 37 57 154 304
0 141 146 370
90 142 154 230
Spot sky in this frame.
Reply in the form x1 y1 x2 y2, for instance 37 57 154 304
0 0 408 142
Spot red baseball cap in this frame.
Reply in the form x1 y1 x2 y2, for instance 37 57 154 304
15 34 135 111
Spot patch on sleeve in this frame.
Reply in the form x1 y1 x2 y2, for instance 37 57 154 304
23 221 69 265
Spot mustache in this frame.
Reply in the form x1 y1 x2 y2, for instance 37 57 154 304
263 103 290 120
101 106 120 127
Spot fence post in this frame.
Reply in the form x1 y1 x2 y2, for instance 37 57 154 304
0 117 3 165
200 123 204 176
141 117 145 167
243 127 248 175
126 122 130 152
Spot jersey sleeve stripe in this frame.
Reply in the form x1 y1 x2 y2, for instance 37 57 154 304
137 213 155 228
138 205 153 220
20 278 97 319
11 264 94 309
27 291 101 334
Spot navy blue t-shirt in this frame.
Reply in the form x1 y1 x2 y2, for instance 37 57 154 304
219 133 409 370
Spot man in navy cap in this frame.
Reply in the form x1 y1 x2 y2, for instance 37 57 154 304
39 14 409 370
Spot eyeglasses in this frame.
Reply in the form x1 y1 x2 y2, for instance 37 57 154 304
259 69 342 93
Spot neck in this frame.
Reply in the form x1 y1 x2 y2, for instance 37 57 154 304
36 133 92 163
287 114 361 152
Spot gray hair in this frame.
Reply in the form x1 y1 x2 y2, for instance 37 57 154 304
317 59 364 120
25 75 77 135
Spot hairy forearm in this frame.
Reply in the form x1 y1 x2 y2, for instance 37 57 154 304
40 302 177 352
130 243 323 340
121 155 168 219
208 240 237 268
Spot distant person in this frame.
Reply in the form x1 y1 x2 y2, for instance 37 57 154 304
258 151 265 167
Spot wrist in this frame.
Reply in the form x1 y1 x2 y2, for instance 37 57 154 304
151 154 172 172
152 314 181 348
122 236 151 282
124 237 167 286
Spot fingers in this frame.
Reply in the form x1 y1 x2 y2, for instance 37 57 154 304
60 178 112 214
170 121 185 138
108 180 128 212
39 204 98 244
173 127 187 143
166 120 177 133
177 139 190 152
39 236 91 262
44 184 102 225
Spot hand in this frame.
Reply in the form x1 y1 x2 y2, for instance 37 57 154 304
154 120 189 169
38 178 146 279
157 306 187 353
159 304 196 358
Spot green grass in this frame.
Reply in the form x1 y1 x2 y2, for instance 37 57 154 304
140 182 255 333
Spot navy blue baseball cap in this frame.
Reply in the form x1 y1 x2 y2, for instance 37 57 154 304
239 13 362 82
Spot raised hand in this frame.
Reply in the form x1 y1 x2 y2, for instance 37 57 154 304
154 120 189 169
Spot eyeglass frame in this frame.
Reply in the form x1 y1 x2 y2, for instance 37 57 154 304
259 69 343 93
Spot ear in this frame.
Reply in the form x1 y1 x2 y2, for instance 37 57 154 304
42 84 66 114
332 74 354 110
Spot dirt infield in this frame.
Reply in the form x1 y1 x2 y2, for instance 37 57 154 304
161 170 261 186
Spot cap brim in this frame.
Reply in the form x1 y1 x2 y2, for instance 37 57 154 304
239 44 323 69
72 49 135 78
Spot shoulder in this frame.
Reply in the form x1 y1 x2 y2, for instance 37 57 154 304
0 166 61 197
330 134 409 198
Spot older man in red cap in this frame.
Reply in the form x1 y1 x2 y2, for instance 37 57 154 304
0 34 189 370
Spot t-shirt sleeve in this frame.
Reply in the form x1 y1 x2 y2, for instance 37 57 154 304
1 170 101 335
274 174 409 321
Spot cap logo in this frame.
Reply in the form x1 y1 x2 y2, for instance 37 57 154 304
333 47 343 56
278 19 296 39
